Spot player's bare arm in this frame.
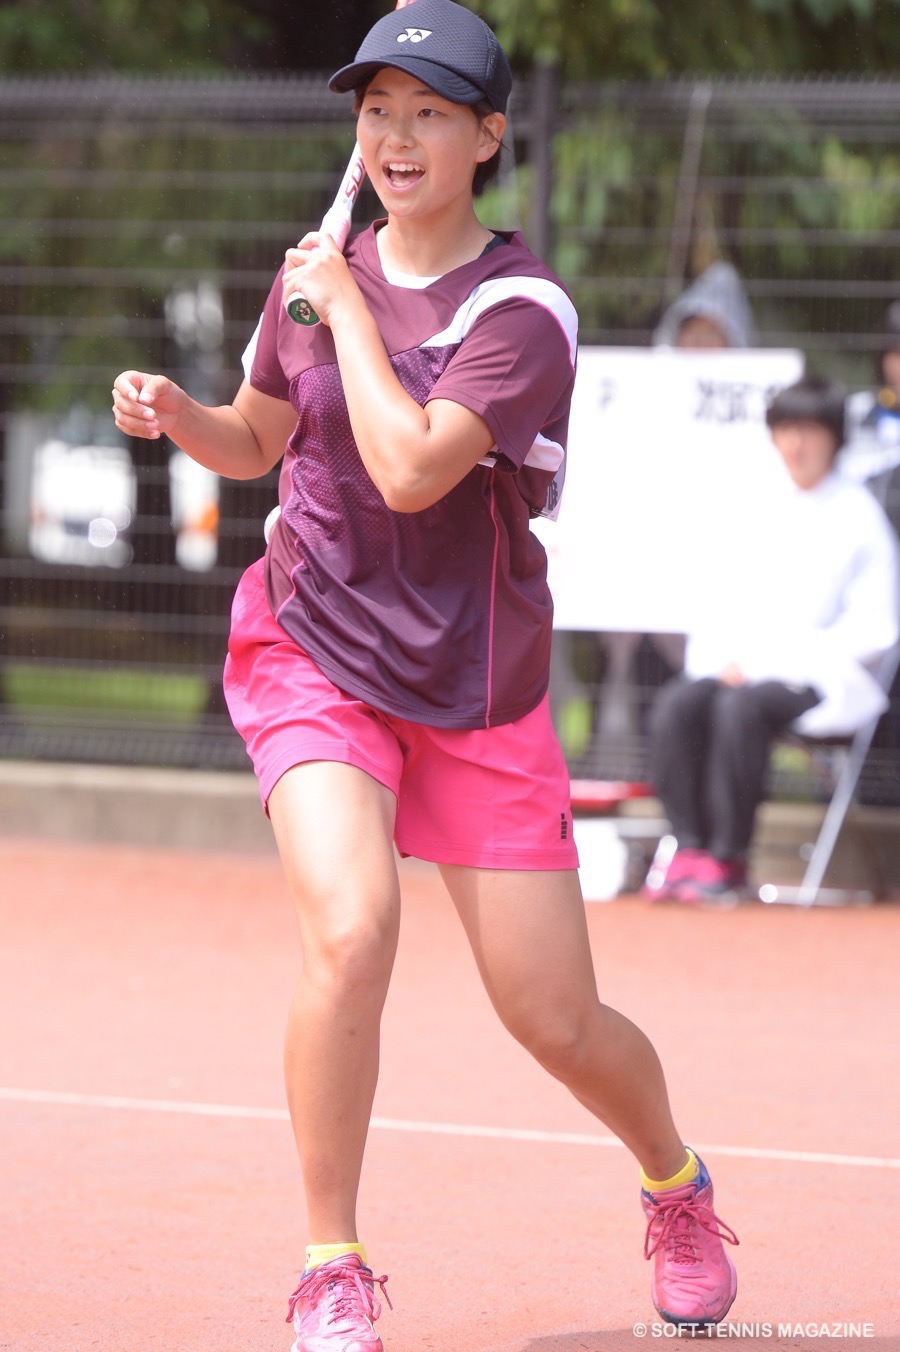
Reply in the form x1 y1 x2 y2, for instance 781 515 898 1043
284 236 495 514
112 374 296 480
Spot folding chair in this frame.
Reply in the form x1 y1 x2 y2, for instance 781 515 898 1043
757 643 900 906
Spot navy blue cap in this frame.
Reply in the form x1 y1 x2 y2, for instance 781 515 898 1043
329 0 512 114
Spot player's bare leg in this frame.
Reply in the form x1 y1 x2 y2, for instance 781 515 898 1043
440 863 686 1175
440 863 738 1326
269 762 401 1243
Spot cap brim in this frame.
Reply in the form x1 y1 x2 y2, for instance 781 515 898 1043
329 56 485 106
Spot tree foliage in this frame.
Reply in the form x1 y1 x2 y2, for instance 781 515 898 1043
0 0 255 72
479 0 900 78
0 0 390 74
1 0 898 77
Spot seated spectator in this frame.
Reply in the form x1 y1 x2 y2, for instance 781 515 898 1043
848 300 900 440
845 299 900 526
652 260 756 351
843 300 900 801
643 373 900 905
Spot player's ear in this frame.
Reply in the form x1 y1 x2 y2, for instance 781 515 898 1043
475 111 506 164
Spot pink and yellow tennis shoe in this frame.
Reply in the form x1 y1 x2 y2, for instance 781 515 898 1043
286 1253 391 1352
642 1155 739 1328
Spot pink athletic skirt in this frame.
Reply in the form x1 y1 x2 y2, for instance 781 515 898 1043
223 560 579 872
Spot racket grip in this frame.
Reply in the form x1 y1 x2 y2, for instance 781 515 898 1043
285 206 355 326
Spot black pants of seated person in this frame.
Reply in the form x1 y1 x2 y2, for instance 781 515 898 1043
649 677 822 861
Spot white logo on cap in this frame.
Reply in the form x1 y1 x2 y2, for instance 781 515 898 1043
397 28 433 42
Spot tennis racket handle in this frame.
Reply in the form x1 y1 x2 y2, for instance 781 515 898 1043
284 211 350 325
285 156 364 325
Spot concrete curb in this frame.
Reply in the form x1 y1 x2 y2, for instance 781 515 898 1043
1 760 897 897
0 760 276 855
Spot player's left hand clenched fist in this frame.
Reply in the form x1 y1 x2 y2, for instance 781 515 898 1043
112 371 186 441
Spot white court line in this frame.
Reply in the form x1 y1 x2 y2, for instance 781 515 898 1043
1 1086 897 1170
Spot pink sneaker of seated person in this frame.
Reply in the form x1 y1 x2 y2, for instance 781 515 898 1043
674 856 748 905
641 846 706 901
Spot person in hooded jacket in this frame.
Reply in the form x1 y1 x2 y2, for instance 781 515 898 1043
651 261 756 351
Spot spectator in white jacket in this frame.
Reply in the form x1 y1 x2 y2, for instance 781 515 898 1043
644 373 899 904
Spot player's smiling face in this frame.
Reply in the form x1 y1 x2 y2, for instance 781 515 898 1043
357 67 502 218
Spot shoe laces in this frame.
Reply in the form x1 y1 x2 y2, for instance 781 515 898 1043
644 1192 740 1265
286 1259 392 1327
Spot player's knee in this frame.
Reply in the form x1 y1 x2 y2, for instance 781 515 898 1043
505 1000 591 1081
304 907 397 1000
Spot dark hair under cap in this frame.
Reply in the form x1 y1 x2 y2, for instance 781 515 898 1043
765 373 847 450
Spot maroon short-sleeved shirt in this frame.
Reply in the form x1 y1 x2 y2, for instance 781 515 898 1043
245 223 578 730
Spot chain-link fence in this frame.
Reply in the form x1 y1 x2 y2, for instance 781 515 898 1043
1 74 898 793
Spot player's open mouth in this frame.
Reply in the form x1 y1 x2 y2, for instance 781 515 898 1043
384 161 424 188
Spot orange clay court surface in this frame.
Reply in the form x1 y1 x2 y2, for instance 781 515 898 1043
1 835 898 1352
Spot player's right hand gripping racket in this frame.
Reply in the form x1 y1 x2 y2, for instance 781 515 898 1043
284 0 416 326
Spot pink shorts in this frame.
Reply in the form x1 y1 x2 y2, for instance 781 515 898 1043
223 560 579 871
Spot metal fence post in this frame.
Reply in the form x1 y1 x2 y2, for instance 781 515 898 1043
529 60 557 263
664 80 712 302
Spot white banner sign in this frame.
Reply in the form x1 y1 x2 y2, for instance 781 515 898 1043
534 346 804 633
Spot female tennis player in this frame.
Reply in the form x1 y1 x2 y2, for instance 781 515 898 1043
112 2 738 1346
